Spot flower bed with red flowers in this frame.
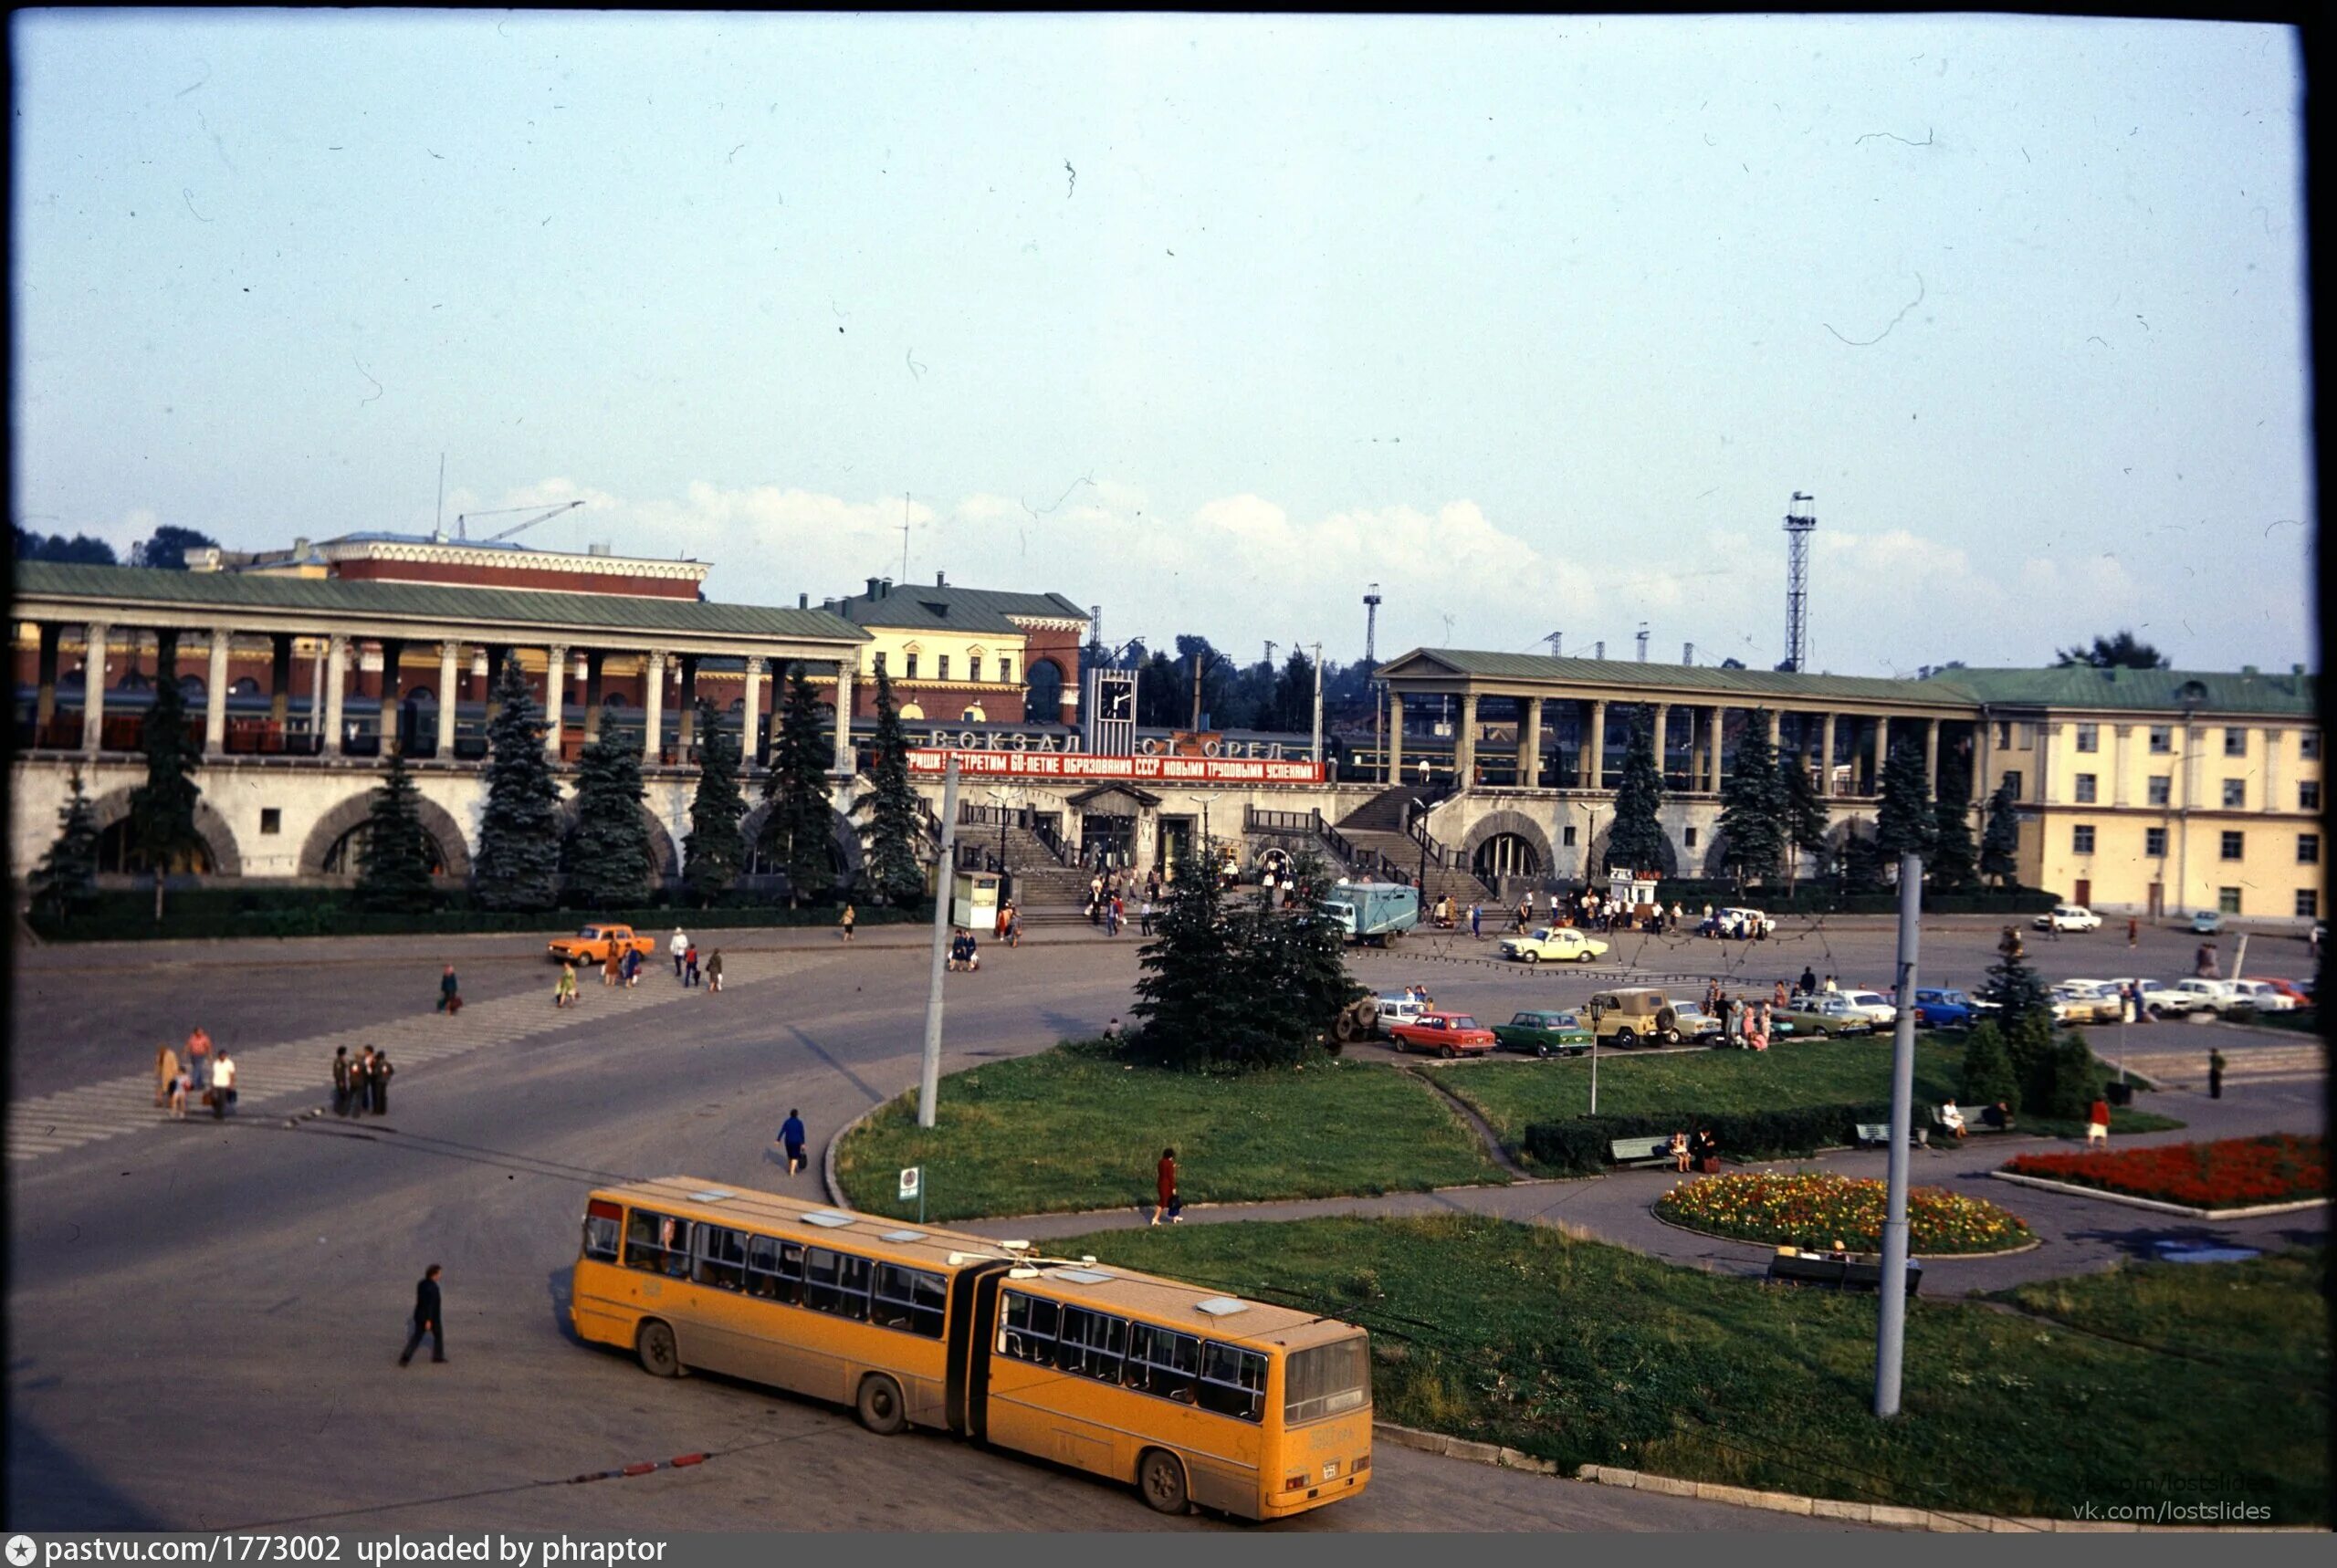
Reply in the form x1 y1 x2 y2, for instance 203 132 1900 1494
2004 1134 2326 1210
1653 1171 2034 1254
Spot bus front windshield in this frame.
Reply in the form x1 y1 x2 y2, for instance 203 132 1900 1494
1284 1335 1369 1425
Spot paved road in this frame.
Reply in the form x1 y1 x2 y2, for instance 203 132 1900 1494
7 915 2314 1531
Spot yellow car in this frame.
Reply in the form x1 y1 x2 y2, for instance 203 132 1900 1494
548 922 657 967
1497 925 1610 965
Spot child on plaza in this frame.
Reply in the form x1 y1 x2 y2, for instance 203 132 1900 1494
555 962 579 1009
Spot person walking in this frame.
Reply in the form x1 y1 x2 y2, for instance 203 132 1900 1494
330 1047 352 1116
2085 1094 2111 1147
555 962 579 1009
351 1049 375 1117
169 1065 191 1121
778 1109 808 1176
2126 915 2140 950
1105 897 1121 938
2195 941 2219 978
2207 1047 2227 1100
602 945 621 988
399 1264 446 1366
684 943 700 988
437 964 461 1014
371 1051 395 1116
1005 905 1022 947
622 946 642 988
1152 1147 1182 1225
185 1026 214 1092
670 927 688 979
210 1051 237 1118
1469 902 1483 941
154 1041 180 1108
705 948 723 994
840 903 856 944
1138 895 1155 937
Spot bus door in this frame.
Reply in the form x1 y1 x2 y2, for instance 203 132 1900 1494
947 1261 1009 1437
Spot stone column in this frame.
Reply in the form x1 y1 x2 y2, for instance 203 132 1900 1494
268 634 294 731
2112 725 2133 806
582 651 606 742
1709 706 1725 791
642 650 667 765
1585 699 1607 791
833 656 856 773
80 622 109 753
1819 713 1839 798
1871 715 1891 795
375 638 406 755
436 640 461 756
1651 703 1671 789
30 622 59 738
677 655 699 753
1454 691 1478 785
204 627 232 754
1518 697 1542 789
1386 690 1403 783
2037 723 2056 806
1766 708 1782 761
741 657 765 765
323 635 349 757
544 644 567 758
2263 727 2281 814
1923 716 1940 797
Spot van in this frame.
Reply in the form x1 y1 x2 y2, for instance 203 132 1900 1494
1584 987 1685 1047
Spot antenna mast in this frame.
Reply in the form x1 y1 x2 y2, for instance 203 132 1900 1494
1362 583 1382 664
1783 491 1818 673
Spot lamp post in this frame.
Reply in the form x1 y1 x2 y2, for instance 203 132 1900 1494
1410 797 1430 904
1194 790 1228 881
1587 995 1606 1114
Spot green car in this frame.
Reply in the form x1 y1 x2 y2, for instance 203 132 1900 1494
1491 1009 1594 1059
1770 999 1876 1038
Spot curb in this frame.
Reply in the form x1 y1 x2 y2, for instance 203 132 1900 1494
821 1101 884 1208
1986 1169 2331 1220
1644 1199 2046 1261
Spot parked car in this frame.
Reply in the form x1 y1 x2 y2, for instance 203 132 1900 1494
1772 998 1876 1038
1385 1011 1498 1059
2244 976 2311 1006
2049 981 2123 1024
547 922 657 966
1373 996 1429 1037
2035 904 2103 933
2107 977 2206 1019
1829 989 1900 1026
1911 988 1982 1029
1673 1001 1728 1041
1700 907 1776 940
1497 926 1610 965
2227 979 2298 1013
2171 977 2244 1013
2189 909 2225 935
1584 987 1691 1048
1491 1009 1593 1058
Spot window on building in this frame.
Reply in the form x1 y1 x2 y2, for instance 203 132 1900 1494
2145 827 2167 857
2000 769 2023 800
1683 827 1699 848
2148 727 2172 754
1994 720 2012 748
2147 776 2172 807
969 654 982 683
904 653 918 680
2301 732 2321 760
2225 727 2248 757
999 655 1014 685
2072 825 2095 854
2074 773 2098 803
872 652 886 674
2017 722 2036 749
2302 781 2322 811
1562 825 1578 847
2223 779 2246 810
938 654 950 681
260 809 281 835
2297 890 2320 919
2075 723 2099 753
2218 887 2243 915
2220 831 2245 861
2299 833 2320 866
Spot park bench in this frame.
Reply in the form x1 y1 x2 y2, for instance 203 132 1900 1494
1766 1248 1925 1295
1853 1123 1929 1149
1609 1135 1677 1167
1929 1106 2015 1139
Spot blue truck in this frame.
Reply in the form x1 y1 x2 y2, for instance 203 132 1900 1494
1323 881 1420 945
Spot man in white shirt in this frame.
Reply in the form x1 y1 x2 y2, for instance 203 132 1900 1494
211 1052 237 1119
669 928 688 979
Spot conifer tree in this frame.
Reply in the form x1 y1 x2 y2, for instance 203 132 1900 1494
1979 922 2054 1034
682 699 747 906
1278 850 1366 1049
566 735 653 908
1601 721 1668 874
1979 777 2023 887
1957 1021 2023 1113
1128 852 1249 1067
1874 738 1937 869
1716 709 1786 883
760 666 835 906
852 664 927 906
1779 748 1832 883
130 638 204 918
29 767 101 926
1839 821 1884 893
354 746 438 913
1928 749 1980 892
474 656 562 912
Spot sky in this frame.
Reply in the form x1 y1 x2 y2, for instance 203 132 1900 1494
10 12 2315 677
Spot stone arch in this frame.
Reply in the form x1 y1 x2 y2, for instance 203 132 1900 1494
555 798 681 881
1582 823 1679 879
1460 810 1555 873
737 802 865 888
297 789 474 879
1025 658 1065 724
899 703 926 720
88 783 244 876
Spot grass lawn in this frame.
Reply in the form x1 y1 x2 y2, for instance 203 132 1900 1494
833 1044 1506 1222
1442 1037 2182 1156
1068 1217 2328 1524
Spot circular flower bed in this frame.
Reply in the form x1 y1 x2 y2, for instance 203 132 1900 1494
1654 1171 2035 1255
2005 1134 2325 1210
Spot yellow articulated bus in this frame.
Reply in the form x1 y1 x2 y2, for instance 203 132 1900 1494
571 1177 1373 1520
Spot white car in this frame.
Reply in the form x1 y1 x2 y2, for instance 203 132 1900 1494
2171 978 2244 1014
2035 904 2103 933
2227 980 2296 1013
1705 906 1776 939
2107 977 2206 1018
1820 990 1899 1026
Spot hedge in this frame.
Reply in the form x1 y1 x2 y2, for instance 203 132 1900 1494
1520 1103 1900 1175
1648 880 2059 916
28 887 933 943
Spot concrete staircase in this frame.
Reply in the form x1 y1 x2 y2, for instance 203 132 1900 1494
979 827 1100 923
1333 787 1492 907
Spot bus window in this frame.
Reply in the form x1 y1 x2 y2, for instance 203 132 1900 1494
805 1248 872 1321
1199 1342 1267 1422
1059 1306 1127 1382
745 1235 803 1303
874 1263 947 1338
1000 1291 1059 1364
582 1199 621 1262
1126 1322 1203 1402
1284 1336 1369 1424
625 1209 690 1277
693 1226 748 1292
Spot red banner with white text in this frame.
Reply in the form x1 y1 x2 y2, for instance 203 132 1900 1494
907 749 1325 783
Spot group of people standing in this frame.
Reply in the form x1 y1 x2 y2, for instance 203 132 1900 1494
330 1045 395 1117
153 1027 237 1120
1702 979 1775 1051
992 899 1025 946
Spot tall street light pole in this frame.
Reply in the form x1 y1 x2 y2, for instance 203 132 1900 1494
917 757 962 1130
1875 850 1922 1416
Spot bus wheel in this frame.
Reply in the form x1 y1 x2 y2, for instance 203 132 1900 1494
856 1373 907 1436
636 1320 682 1378
1137 1448 1190 1514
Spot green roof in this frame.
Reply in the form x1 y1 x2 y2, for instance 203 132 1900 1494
12 561 867 644
1922 664 2318 716
1378 648 1973 706
829 581 1087 634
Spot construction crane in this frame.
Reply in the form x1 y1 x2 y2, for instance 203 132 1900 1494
455 499 585 543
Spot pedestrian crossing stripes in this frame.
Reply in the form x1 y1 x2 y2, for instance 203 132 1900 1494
6 950 825 1166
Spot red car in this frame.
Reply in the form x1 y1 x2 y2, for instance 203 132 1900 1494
2244 976 2312 1005
1385 1012 1497 1059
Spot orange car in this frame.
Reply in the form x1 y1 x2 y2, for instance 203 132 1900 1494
548 922 657 966
1385 1011 1497 1059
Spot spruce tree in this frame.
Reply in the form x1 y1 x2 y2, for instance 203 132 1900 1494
1128 852 1249 1068
1279 850 1366 1051
1779 749 1832 884
1957 1021 2023 1113
29 767 101 927
852 664 927 906
760 667 835 906
1929 750 1979 892
1839 822 1883 893
130 643 205 873
566 735 653 909
1979 923 2054 1035
1716 710 1786 883
353 747 438 913
682 699 748 906
1874 738 1937 872
1601 721 1668 874
1979 778 2023 887
474 655 562 912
